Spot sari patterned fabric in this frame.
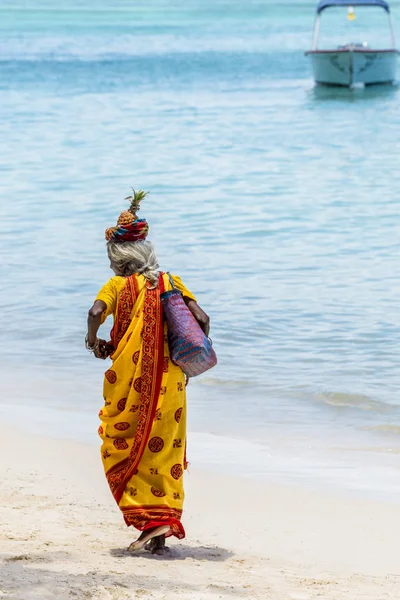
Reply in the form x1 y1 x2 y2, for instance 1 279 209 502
96 272 195 539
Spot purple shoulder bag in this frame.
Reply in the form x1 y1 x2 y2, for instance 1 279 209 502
160 273 217 378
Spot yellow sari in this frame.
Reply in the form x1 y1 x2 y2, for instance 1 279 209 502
95 272 195 539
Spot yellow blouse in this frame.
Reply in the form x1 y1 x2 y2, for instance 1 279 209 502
96 273 196 323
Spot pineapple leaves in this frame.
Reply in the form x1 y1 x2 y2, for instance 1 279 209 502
124 187 149 215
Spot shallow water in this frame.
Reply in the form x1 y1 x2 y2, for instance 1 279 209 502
1 0 400 495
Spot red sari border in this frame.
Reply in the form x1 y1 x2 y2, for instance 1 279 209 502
121 505 185 539
106 274 165 505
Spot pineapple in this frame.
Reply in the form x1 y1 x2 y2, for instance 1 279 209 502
117 188 149 227
117 211 135 226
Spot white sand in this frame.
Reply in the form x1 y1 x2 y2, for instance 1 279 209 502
0 425 399 599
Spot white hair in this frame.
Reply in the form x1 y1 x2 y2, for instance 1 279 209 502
107 241 159 287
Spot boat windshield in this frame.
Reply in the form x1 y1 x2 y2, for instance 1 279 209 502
315 6 393 49
317 0 390 13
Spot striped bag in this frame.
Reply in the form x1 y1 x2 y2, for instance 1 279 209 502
160 274 217 378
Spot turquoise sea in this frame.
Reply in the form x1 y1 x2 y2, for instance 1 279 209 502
1 0 400 497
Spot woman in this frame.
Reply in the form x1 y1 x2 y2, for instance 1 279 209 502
86 189 209 555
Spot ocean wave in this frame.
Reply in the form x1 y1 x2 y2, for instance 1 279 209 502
312 392 394 413
364 425 400 436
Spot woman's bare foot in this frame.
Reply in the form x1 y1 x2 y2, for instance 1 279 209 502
128 526 169 551
145 534 169 555
145 537 157 553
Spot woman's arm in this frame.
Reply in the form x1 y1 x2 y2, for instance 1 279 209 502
183 297 210 337
87 300 110 359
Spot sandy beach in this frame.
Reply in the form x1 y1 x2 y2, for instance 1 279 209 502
0 425 399 599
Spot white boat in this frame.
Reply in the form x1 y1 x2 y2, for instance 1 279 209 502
306 0 399 86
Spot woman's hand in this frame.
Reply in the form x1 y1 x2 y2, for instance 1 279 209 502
93 338 110 360
86 335 113 360
185 299 210 337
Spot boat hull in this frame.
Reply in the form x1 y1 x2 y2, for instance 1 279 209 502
306 49 398 86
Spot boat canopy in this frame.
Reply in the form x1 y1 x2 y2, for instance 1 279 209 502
316 0 390 13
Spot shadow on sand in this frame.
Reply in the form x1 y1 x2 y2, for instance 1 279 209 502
109 543 234 561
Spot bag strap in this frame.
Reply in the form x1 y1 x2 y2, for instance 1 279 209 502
167 272 176 290
160 272 181 294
